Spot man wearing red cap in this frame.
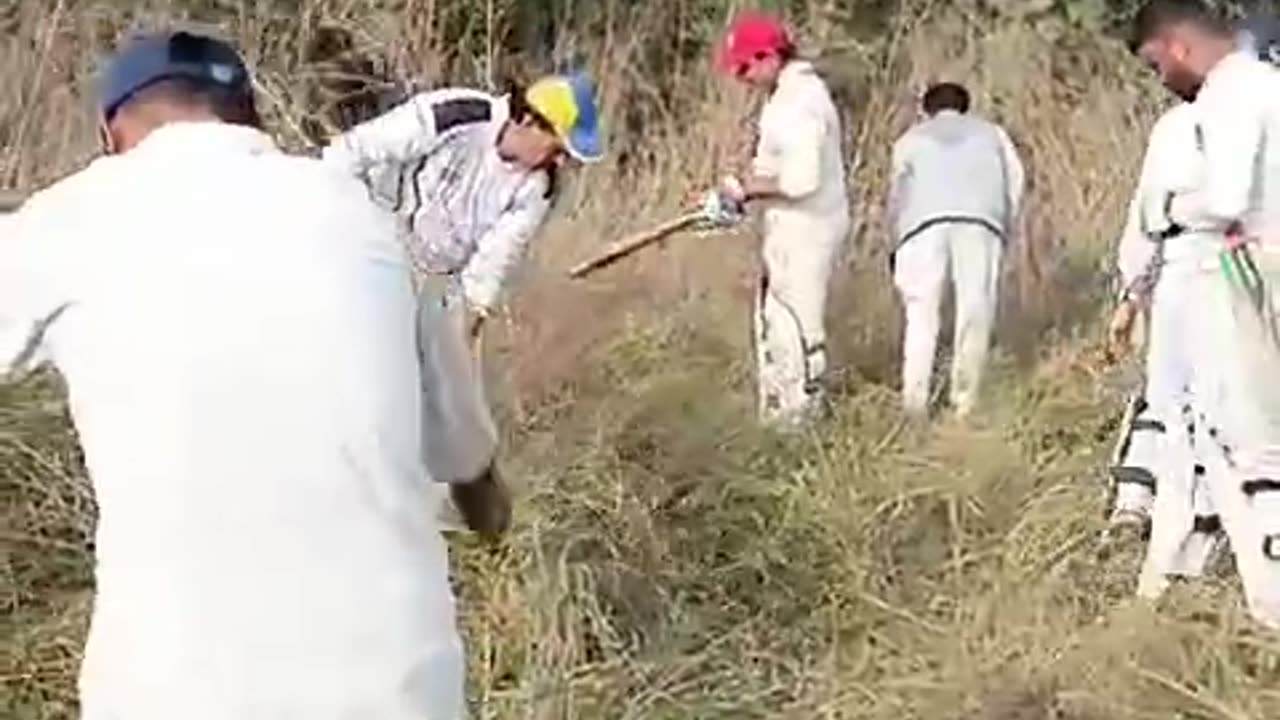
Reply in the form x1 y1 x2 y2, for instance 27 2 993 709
704 11 851 428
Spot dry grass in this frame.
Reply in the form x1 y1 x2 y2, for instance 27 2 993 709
3 1 1280 718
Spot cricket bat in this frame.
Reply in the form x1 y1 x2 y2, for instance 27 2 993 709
568 211 706 279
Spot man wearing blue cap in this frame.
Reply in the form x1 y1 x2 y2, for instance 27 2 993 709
0 30 481 717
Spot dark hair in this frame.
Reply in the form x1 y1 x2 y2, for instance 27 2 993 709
118 76 262 128
504 80 560 200
1130 0 1233 52
922 82 970 114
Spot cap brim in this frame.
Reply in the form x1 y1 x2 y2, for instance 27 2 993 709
564 123 603 163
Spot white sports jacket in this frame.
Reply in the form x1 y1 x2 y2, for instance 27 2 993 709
323 87 552 313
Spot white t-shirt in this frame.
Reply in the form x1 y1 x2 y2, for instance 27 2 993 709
0 122 463 718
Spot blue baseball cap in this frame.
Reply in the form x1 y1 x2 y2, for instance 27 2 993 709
99 31 251 120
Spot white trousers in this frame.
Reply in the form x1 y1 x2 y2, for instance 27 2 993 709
893 221 1002 416
417 276 499 531
1141 251 1280 629
1111 260 1218 547
753 210 847 427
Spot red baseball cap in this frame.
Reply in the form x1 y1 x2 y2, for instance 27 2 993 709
717 12 791 74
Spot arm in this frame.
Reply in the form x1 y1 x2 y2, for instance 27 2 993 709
886 133 913 236
321 91 453 179
0 205 65 379
996 125 1025 234
460 181 552 317
734 102 826 203
1196 66 1265 232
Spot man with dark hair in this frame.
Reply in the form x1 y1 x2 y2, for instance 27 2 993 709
0 30 482 716
1130 0 1237 101
886 82 1024 418
1125 0 1280 629
921 82 970 115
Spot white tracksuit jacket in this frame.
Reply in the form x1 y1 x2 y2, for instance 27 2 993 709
323 87 552 315
750 60 850 426
888 110 1024 416
1110 102 1221 580
0 123 470 718
1149 50 1280 628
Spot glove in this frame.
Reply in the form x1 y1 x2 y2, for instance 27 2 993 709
698 175 746 226
449 462 512 541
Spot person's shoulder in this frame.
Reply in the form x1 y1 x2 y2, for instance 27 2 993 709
13 155 125 233
409 87 500 129
1151 101 1195 137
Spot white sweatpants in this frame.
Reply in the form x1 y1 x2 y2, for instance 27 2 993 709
893 221 1002 416
754 209 847 427
1146 251 1280 629
417 276 499 531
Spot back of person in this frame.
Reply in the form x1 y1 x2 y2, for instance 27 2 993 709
893 111 1013 242
10 122 460 716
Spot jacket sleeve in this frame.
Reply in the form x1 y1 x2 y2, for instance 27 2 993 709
0 203 67 379
321 92 447 179
886 132 914 237
996 125 1025 234
460 180 551 314
1195 62 1265 229
1116 179 1154 293
767 100 825 199
1116 117 1166 293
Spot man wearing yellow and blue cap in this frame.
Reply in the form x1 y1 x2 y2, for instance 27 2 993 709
324 71 602 529
324 72 603 334
1 29 484 718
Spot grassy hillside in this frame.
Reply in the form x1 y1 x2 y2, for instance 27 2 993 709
3 1 1279 718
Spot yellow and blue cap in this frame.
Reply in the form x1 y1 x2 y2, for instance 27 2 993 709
524 72 603 163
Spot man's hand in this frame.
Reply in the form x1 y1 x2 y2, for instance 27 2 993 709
1106 299 1139 361
449 463 511 541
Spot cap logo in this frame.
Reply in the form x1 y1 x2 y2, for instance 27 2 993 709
208 63 235 84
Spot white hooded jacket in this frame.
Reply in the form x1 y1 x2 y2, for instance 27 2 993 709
323 87 552 313
888 110 1024 248
0 122 465 718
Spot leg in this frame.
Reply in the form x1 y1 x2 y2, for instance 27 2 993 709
757 213 846 427
1181 267 1280 627
892 224 950 416
947 223 1002 417
1108 392 1159 524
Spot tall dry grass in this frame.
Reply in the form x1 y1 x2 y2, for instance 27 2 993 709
4 1 1279 719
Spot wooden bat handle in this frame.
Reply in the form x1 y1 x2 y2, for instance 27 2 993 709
568 211 705 279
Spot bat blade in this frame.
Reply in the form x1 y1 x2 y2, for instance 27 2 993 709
568 211 705 279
